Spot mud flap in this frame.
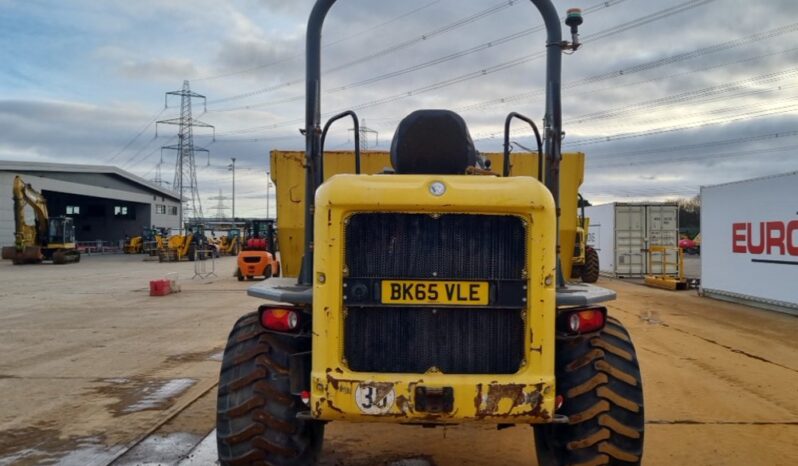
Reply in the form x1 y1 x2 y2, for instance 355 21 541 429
290 350 311 395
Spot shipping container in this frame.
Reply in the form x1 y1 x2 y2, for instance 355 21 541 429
701 172 798 315
585 202 679 277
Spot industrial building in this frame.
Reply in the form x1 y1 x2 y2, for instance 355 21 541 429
0 161 181 246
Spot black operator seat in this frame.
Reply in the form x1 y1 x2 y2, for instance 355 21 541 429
390 109 477 174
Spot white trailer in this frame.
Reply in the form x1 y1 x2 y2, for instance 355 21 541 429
585 202 679 277
701 172 798 315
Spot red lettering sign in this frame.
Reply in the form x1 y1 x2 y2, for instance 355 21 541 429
732 220 798 256
732 223 746 253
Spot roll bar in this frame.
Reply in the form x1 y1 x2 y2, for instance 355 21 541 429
299 0 568 285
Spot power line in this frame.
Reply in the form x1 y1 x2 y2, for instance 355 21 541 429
106 107 166 163
207 0 522 104
210 0 628 113
214 0 723 135
452 24 798 117
565 69 798 125
563 101 798 148
191 0 443 82
119 134 171 170
467 66 798 140
589 130 798 159
589 143 798 169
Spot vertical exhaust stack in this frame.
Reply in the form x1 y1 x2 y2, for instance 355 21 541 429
298 0 578 286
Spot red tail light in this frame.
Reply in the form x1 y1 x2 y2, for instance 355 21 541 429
557 307 607 335
260 307 299 331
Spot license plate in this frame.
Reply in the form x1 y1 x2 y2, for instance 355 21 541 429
380 280 489 305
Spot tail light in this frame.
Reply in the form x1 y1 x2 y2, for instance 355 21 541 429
557 307 607 336
259 306 299 331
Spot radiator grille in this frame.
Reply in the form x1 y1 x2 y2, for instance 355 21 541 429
345 213 525 280
344 307 524 374
343 213 526 374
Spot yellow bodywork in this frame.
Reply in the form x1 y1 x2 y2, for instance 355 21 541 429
10 175 48 250
160 234 194 261
269 150 584 279
644 245 688 290
310 174 557 423
124 236 143 254
572 217 590 267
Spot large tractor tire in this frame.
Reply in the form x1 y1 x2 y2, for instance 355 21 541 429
217 313 323 466
580 247 600 283
534 316 644 465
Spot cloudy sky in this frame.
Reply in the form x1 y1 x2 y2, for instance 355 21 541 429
2 0 797 216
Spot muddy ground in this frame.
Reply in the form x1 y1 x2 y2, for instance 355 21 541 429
0 254 796 465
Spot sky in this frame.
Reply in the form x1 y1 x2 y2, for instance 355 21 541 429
1 0 797 217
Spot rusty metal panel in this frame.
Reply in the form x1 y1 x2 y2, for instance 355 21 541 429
310 174 557 423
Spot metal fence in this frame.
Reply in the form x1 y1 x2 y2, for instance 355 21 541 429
193 249 217 279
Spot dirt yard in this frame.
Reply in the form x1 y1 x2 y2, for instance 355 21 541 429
0 254 796 465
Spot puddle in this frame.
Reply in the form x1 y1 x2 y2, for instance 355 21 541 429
165 348 224 364
93 377 196 416
113 432 203 466
105 377 130 384
0 426 119 466
389 459 434 466
173 430 436 466
124 379 196 413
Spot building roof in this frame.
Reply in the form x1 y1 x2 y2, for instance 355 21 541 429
700 170 798 191
0 160 181 201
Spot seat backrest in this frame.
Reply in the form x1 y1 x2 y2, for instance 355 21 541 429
390 109 477 174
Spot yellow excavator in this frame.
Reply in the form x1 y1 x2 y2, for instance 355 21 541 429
1 176 81 265
123 233 144 254
158 223 210 262
124 227 168 255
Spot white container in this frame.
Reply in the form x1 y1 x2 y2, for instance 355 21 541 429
585 202 679 277
701 172 798 314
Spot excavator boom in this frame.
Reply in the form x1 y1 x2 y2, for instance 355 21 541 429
2 176 80 264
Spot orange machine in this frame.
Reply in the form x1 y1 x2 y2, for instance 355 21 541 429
235 219 280 281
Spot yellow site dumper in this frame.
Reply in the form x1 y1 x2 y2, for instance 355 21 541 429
215 2 644 466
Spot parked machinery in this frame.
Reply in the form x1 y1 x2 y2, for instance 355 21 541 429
158 223 210 262
143 227 169 256
215 228 241 256
2 176 80 265
216 3 644 466
123 226 155 254
235 220 280 280
571 194 600 283
123 234 143 254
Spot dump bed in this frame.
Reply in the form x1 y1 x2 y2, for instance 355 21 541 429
270 150 584 279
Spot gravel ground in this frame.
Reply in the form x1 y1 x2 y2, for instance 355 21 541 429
1 254 796 465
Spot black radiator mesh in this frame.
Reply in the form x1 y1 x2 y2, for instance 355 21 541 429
343 213 526 374
344 307 524 374
345 213 525 280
